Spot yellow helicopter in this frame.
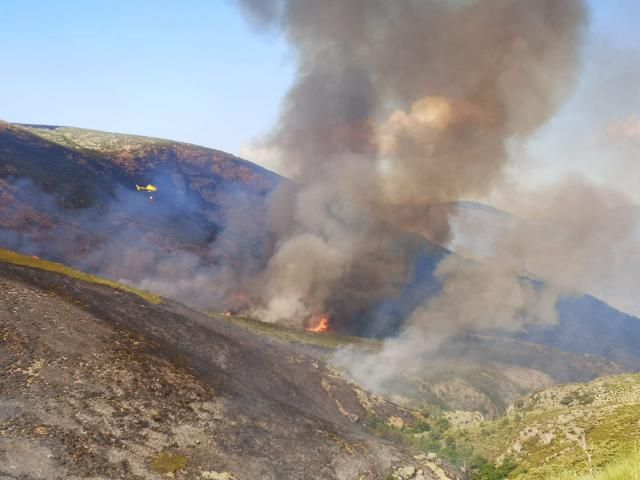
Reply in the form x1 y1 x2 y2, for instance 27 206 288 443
135 184 158 192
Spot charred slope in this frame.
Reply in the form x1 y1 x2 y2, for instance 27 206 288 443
0 121 279 266
0 257 461 480
3 122 280 206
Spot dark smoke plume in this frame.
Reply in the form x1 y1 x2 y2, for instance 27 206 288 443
237 0 587 332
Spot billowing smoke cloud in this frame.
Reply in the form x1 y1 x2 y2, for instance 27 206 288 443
488 178 640 318
237 0 588 334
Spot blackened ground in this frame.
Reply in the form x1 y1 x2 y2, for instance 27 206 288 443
0 261 463 480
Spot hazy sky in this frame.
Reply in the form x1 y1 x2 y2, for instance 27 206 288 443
518 0 640 199
1 1 639 199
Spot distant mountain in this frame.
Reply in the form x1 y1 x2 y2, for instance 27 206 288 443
413 199 640 370
0 121 283 311
515 294 640 370
414 200 517 259
0 121 280 243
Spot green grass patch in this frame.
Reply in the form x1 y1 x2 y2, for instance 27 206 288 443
453 375 640 479
364 409 513 479
548 450 640 480
363 374 640 480
0 248 161 303
150 452 188 474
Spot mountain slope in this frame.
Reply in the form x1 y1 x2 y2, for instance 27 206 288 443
420 200 640 369
457 373 640 479
359 371 640 480
0 121 278 238
515 295 640 370
2 122 640 479
0 121 451 322
0 121 281 312
0 250 461 480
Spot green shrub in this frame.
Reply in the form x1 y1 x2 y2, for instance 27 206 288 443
560 390 596 406
471 456 517 480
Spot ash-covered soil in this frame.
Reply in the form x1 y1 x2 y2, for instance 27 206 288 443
0 262 462 480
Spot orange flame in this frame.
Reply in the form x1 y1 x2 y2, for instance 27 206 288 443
306 315 331 333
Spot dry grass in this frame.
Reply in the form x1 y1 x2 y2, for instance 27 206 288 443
549 450 640 480
0 248 161 304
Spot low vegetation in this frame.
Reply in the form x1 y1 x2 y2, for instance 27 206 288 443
549 450 640 480
23 125 174 155
365 374 640 479
0 248 161 303
462 374 640 479
365 407 486 477
150 452 189 474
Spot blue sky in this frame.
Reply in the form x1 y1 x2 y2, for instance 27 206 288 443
0 0 638 195
0 1 294 154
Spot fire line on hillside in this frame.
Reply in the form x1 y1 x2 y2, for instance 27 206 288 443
306 315 331 334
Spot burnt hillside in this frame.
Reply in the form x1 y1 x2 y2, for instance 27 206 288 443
0 121 279 268
0 256 461 479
